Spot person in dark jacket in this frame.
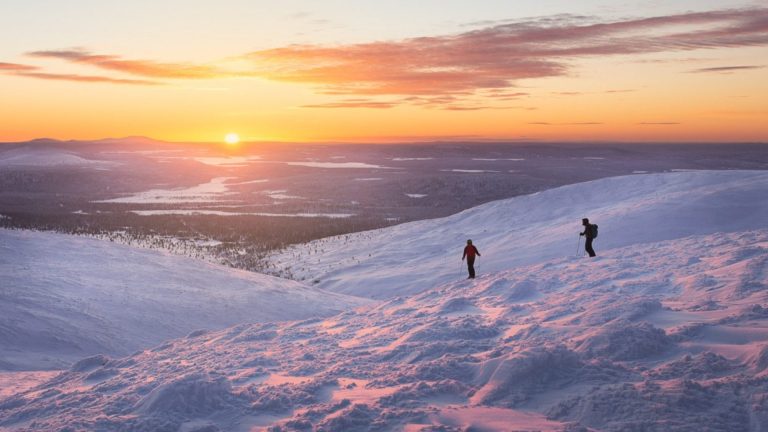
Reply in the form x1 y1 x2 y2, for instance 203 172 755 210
580 218 597 257
462 239 481 279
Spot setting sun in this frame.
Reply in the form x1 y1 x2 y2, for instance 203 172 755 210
224 133 240 145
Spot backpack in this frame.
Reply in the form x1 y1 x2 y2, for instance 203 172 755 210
590 224 599 238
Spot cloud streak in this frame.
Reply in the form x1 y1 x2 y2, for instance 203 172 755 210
0 60 160 85
2 7 767 101
301 99 397 109
26 49 222 79
244 8 768 96
688 65 764 73
0 62 37 71
529 122 603 126
15 71 160 85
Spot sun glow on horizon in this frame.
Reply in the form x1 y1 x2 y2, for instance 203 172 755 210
225 133 240 145
0 2 766 143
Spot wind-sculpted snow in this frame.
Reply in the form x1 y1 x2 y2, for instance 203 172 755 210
269 170 768 299
3 230 768 431
0 229 367 370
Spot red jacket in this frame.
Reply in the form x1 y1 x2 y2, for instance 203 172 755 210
463 245 480 260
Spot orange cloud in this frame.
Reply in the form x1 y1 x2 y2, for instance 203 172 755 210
245 8 768 96
4 7 767 102
0 62 37 71
26 49 222 79
15 71 160 85
529 122 604 125
302 99 397 109
0 61 159 84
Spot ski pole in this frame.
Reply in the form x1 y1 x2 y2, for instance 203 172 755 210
576 234 581 256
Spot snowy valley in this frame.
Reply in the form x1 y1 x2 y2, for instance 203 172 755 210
1 170 768 431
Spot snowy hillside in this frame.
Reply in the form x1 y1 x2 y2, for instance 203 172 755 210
0 230 366 370
3 230 767 431
0 146 116 168
270 170 768 299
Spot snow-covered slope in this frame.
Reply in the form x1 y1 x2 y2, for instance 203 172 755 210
3 230 767 431
0 230 366 370
270 170 768 299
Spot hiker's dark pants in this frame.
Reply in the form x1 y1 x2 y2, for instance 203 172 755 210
467 256 476 278
585 238 596 257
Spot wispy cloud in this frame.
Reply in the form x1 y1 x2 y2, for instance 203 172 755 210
15 71 160 85
301 99 397 109
245 8 768 96
26 49 222 79
551 89 636 96
688 65 764 73
0 60 160 84
3 7 767 102
529 122 604 126
300 96 535 111
482 90 530 100
0 62 37 71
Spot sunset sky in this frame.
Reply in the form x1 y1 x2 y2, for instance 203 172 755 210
1 0 766 143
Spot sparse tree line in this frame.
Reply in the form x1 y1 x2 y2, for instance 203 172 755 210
0 211 387 280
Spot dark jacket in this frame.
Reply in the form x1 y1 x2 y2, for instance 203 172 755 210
581 224 596 240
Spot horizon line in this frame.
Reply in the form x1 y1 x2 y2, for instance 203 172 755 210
1 136 767 146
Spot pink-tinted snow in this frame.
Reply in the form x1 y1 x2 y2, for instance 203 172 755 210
3 229 768 431
2 171 768 431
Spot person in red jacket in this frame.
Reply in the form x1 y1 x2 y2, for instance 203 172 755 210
462 239 481 279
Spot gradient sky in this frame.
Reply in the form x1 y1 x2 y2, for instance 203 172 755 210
1 0 766 143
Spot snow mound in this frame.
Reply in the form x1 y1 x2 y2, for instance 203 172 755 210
0 146 116 168
575 321 672 361
0 229 367 370
136 373 239 416
269 170 768 298
548 380 753 432
4 229 768 431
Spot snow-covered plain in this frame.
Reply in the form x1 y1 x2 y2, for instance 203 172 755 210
130 210 355 218
2 170 768 431
194 156 262 167
94 177 238 204
270 170 768 299
284 162 394 169
0 230 366 370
